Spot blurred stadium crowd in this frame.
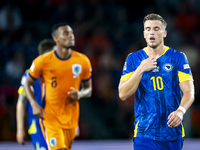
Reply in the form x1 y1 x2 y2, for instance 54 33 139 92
0 0 200 141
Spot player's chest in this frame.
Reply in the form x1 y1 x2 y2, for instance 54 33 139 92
140 58 178 81
43 62 83 79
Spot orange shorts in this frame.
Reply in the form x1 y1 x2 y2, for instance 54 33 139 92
42 122 76 150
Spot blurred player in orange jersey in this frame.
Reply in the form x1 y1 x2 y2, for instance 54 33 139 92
24 23 92 150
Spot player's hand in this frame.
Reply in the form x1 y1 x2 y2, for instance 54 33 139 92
31 101 45 119
167 109 184 128
68 87 82 100
139 56 157 72
16 129 25 145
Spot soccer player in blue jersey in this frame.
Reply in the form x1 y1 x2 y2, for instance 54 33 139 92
118 13 195 150
16 39 56 149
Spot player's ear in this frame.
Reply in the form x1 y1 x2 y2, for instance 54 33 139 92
164 30 167 38
53 36 58 43
143 31 146 39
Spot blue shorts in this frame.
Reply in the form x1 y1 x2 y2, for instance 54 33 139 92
28 118 48 150
133 137 184 150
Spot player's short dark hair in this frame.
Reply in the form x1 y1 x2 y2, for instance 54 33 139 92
51 22 69 38
38 39 56 55
143 13 167 28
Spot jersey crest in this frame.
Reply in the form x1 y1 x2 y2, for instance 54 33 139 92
163 63 173 72
72 64 82 78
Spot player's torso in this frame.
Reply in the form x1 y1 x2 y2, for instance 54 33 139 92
132 47 184 140
132 47 181 113
42 50 84 101
41 50 87 127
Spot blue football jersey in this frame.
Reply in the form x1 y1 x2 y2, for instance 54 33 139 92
120 46 193 141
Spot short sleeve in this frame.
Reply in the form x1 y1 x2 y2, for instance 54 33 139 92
82 55 92 82
29 55 44 80
177 52 193 83
18 71 28 96
120 53 134 81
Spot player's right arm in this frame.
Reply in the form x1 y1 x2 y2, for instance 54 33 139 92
24 56 45 119
24 74 45 119
118 56 157 101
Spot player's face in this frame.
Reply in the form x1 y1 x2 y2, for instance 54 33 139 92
143 20 167 49
56 25 75 48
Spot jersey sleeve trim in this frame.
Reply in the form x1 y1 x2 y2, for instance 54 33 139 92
29 72 37 80
178 71 193 83
120 72 134 81
82 76 92 82
18 86 26 96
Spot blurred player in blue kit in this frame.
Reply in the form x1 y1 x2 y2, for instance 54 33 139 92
16 39 56 150
118 13 194 150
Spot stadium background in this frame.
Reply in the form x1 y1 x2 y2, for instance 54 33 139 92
0 0 200 142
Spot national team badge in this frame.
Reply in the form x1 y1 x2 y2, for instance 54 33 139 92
50 137 57 147
163 63 173 72
72 64 82 78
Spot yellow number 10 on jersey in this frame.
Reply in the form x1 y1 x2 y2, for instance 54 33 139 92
150 76 164 90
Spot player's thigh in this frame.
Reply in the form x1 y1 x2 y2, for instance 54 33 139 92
63 128 76 150
133 137 157 150
44 124 66 150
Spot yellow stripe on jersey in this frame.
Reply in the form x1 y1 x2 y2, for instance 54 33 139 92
18 86 26 96
143 46 169 59
28 119 37 134
181 122 185 137
134 120 139 137
120 72 134 81
178 71 193 83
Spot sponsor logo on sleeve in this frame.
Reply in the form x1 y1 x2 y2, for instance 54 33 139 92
183 64 190 69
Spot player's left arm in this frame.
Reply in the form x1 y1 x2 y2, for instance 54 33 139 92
68 79 92 100
167 80 194 127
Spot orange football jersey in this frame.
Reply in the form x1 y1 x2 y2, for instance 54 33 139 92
29 50 92 129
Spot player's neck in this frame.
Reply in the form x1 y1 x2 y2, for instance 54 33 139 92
147 44 165 59
56 47 71 59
